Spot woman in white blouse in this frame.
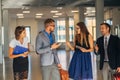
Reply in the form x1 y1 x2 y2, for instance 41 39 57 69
9 26 29 80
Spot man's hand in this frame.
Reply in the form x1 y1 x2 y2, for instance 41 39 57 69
57 64 62 69
51 43 61 49
95 44 99 52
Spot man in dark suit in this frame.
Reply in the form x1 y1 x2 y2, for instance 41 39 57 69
95 23 120 80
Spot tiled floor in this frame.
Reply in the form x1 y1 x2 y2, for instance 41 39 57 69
0 50 102 80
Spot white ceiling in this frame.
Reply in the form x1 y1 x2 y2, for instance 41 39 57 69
2 0 120 19
2 0 95 19
2 0 33 8
2 0 81 8
8 7 79 19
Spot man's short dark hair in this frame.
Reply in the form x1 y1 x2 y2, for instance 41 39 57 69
44 18 55 27
100 23 111 32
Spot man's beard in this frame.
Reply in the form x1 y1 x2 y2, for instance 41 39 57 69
50 29 54 32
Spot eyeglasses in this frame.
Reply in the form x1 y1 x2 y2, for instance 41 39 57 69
49 25 55 27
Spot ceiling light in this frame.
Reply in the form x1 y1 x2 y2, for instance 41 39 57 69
36 16 42 18
91 11 96 13
16 14 24 16
57 7 63 9
36 13 43 16
18 16 24 18
53 16 59 18
84 13 87 15
55 13 62 15
50 11 59 13
71 10 79 13
23 11 30 13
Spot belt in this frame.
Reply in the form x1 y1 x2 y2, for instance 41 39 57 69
104 61 109 62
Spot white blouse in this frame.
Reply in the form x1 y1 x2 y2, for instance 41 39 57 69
9 37 29 48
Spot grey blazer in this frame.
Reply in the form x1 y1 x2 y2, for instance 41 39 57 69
35 31 60 66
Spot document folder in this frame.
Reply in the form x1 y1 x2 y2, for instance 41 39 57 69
13 45 28 55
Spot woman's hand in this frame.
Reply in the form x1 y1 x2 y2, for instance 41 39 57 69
24 51 29 55
66 41 74 51
79 47 87 52
66 41 70 47
20 51 29 57
20 54 27 57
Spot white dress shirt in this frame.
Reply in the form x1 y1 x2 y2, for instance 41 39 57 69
104 34 110 61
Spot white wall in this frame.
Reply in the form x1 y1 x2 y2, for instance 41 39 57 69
9 18 17 40
85 17 96 41
37 19 45 32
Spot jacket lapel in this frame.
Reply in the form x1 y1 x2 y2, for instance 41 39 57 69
101 35 112 48
52 33 55 43
101 36 104 47
41 32 50 43
107 35 112 48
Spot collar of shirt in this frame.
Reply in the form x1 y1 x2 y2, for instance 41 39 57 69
104 34 110 44
44 30 52 37
44 30 54 45
104 34 110 40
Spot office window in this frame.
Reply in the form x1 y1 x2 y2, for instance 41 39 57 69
105 19 113 25
55 18 74 42
85 17 96 41
25 26 31 43
1 27 4 45
56 19 66 42
69 18 74 41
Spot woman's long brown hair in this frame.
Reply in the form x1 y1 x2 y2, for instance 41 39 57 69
75 22 89 47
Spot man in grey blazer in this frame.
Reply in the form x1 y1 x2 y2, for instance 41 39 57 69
36 18 61 80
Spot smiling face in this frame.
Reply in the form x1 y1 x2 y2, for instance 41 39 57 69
100 24 110 36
